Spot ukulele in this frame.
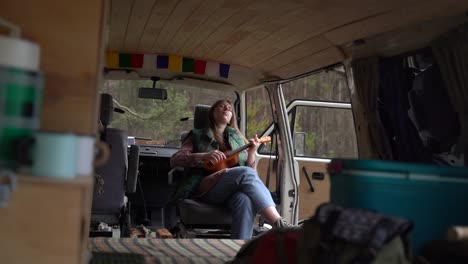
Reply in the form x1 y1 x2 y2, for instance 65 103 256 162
203 136 271 172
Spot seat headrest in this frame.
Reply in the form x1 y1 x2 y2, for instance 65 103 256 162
194 104 211 130
100 93 114 127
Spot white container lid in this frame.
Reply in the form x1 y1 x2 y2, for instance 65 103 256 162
0 35 40 71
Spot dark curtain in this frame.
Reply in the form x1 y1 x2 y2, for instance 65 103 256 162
408 60 460 156
378 57 427 162
432 23 468 166
351 57 393 160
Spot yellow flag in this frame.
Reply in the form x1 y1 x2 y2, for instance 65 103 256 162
168 55 182 72
106 52 119 68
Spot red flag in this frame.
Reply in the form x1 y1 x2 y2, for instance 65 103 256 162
194 60 207 75
131 54 144 68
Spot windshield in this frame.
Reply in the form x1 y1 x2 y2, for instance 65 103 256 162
100 79 237 146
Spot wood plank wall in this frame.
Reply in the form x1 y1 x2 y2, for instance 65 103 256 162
0 1 107 263
1 0 106 135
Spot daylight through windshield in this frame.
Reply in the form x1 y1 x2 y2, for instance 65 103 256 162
101 79 237 146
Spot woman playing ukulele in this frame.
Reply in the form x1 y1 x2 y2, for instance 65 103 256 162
170 99 292 239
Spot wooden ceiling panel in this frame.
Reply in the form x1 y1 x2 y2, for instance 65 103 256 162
107 0 133 51
123 0 156 50
200 1 301 60
271 47 345 79
232 13 316 67
324 0 468 46
107 0 466 87
137 0 180 52
191 3 260 59
151 0 202 54
165 1 225 54
345 13 468 59
252 36 332 75
219 8 308 64
233 0 407 68
178 0 251 56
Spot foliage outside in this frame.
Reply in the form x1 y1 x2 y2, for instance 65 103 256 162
101 80 236 145
246 66 358 159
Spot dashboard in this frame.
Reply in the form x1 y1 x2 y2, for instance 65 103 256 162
132 144 179 158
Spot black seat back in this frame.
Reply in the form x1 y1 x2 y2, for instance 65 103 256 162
91 93 140 236
93 128 128 213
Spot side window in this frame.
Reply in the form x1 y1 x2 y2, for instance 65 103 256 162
248 66 358 158
245 86 273 139
284 66 358 159
291 104 358 158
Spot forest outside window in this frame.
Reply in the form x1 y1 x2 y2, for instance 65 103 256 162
100 79 237 146
248 65 358 159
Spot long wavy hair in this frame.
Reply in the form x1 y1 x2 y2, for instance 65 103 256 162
208 100 247 143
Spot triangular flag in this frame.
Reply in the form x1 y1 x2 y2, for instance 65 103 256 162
194 60 206 75
205 61 218 77
168 55 182 72
131 54 144 68
220 63 230 78
143 54 157 69
182 57 194 72
106 52 119 68
157 55 169 69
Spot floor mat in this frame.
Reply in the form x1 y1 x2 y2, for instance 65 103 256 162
89 237 246 264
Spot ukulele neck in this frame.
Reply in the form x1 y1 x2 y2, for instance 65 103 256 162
225 143 252 158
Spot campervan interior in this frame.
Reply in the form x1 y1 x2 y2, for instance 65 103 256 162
1 0 468 263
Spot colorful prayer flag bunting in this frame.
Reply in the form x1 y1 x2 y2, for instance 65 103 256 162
105 52 230 79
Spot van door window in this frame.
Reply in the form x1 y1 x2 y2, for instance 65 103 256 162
247 66 358 158
245 87 274 139
283 66 357 159
290 103 357 158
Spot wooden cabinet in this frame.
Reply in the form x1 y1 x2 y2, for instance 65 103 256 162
1 0 107 134
0 176 94 264
0 0 107 263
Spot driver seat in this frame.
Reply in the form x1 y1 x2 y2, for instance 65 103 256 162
90 93 140 237
169 104 232 238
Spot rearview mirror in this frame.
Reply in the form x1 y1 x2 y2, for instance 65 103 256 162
138 87 167 100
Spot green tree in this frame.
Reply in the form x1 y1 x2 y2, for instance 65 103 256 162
102 80 191 143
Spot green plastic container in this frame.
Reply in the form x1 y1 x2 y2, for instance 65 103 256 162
328 159 468 252
0 66 43 169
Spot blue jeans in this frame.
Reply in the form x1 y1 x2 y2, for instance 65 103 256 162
197 166 275 239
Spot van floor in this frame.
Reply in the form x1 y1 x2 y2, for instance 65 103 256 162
89 237 246 263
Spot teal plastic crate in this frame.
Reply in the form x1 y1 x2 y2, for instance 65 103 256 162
328 159 468 253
